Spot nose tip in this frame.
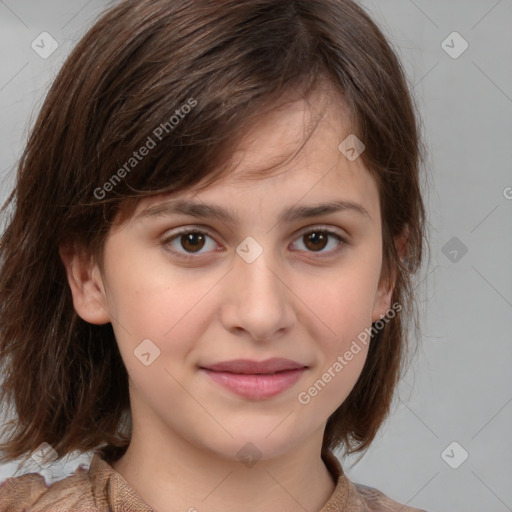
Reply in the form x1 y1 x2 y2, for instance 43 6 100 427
221 244 295 341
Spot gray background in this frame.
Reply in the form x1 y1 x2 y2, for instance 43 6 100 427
0 1 511 511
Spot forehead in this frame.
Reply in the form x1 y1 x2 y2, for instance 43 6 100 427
133 89 380 223
228 86 354 175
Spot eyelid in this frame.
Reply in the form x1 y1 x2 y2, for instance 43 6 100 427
296 224 349 242
161 224 349 259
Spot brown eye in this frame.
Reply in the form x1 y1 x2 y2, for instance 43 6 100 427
291 228 346 256
303 231 329 252
163 229 218 257
163 226 347 260
180 232 206 253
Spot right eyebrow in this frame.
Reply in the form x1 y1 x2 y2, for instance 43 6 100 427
136 198 372 224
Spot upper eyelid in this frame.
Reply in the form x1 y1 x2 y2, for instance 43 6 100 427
164 224 348 241
163 225 348 253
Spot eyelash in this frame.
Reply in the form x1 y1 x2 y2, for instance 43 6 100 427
161 226 348 260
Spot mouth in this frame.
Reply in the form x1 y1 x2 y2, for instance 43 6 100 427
199 358 308 400
200 357 307 374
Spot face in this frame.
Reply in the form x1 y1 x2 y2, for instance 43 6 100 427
66 91 395 462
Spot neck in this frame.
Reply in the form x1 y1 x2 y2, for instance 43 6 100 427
111 424 337 512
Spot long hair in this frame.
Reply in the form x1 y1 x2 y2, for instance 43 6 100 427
0 0 428 469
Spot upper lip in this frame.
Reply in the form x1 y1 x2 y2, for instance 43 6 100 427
200 358 307 374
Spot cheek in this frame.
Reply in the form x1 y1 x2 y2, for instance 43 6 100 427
103 240 190 329
103 250 220 371
295 282 373 415
298 253 381 343
295 330 370 418
292 250 380 401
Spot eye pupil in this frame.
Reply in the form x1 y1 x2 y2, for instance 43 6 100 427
305 232 328 251
182 232 205 252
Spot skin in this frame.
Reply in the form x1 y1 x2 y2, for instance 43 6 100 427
61 88 405 512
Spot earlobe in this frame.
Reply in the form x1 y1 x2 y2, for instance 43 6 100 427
371 225 409 323
59 245 111 325
371 278 394 323
394 224 409 264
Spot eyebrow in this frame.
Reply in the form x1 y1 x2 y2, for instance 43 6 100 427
136 199 371 224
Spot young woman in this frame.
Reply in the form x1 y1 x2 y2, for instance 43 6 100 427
0 0 429 510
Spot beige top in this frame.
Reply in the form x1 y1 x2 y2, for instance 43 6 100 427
0 449 428 511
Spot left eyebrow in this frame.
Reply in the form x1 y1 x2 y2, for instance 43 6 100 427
136 199 371 224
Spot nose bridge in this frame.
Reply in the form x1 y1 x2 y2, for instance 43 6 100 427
234 235 282 302
221 235 294 339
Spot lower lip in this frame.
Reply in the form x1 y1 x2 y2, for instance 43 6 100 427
200 368 306 400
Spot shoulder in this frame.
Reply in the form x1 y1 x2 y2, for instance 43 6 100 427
350 481 429 512
322 449 430 512
0 464 98 512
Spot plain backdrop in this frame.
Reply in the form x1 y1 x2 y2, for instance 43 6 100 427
0 1 511 511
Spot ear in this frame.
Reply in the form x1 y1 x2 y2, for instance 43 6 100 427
59 244 111 325
371 225 409 323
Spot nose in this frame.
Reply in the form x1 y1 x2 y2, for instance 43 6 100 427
220 243 295 342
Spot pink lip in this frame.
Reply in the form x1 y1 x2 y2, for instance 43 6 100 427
199 358 308 400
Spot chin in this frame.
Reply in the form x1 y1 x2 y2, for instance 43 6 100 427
205 428 302 464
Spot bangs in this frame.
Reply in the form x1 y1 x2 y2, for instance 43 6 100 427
104 78 348 225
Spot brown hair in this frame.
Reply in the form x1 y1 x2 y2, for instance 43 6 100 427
0 0 428 470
